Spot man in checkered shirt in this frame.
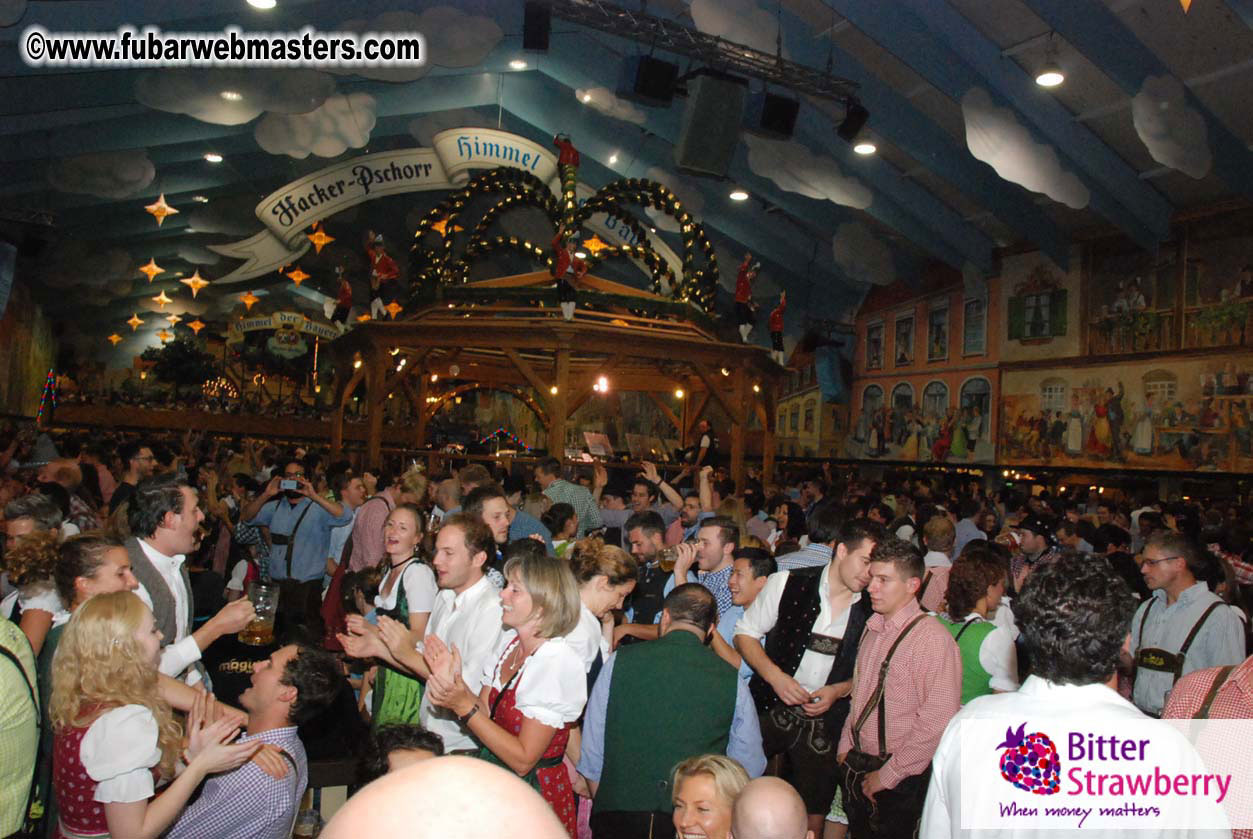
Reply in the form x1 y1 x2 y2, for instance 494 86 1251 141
167 644 342 839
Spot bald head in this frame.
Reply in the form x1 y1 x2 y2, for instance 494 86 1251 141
731 777 812 839
435 478 461 511
322 756 566 839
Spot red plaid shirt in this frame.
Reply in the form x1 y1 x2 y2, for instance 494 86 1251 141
1163 656 1253 839
838 598 962 789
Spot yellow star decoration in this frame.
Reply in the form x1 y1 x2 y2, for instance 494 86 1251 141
139 258 163 283
144 194 179 226
581 235 611 256
187 319 206 335
307 224 335 254
356 313 373 323
107 333 123 346
156 329 173 343
180 270 210 298
240 291 260 311
384 301 404 319
152 290 172 309
430 217 464 236
1180 0 1192 10
166 313 182 326
286 267 310 286
127 313 144 331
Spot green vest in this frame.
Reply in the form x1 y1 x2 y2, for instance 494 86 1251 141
595 630 739 815
941 615 998 704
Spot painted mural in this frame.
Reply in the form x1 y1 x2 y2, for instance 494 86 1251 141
844 376 995 464
1000 354 1253 472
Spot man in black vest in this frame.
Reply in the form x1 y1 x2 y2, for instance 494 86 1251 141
128 473 256 685
734 518 883 836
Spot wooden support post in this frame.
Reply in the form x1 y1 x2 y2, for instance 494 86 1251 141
730 368 747 494
761 387 776 487
365 348 387 469
415 372 429 448
646 392 683 433
549 349 570 457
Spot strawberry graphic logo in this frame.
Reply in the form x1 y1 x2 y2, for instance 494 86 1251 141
996 722 1060 795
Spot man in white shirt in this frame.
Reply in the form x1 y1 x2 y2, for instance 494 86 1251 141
127 473 255 684
344 513 504 754
922 552 1230 838
734 519 882 836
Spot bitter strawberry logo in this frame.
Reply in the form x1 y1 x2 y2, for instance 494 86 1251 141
997 722 1061 795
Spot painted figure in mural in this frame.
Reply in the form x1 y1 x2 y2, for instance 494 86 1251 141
549 224 587 321
868 409 884 456
1047 411 1066 451
1065 396 1085 456
1132 391 1157 456
1087 397 1113 457
1234 402 1252 456
949 410 969 459
931 413 954 462
901 411 922 461
1127 277 1148 311
1106 382 1126 460
365 231 401 320
967 404 986 454
734 252 760 343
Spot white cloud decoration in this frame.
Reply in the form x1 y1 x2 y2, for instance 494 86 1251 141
961 87 1090 210
690 0 783 58
336 8 502 83
47 150 155 199
832 222 895 286
574 87 646 126
135 69 335 126
255 93 377 159
743 134 872 209
1132 75 1212 180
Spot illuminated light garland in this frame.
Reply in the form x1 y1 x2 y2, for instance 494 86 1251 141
478 426 532 452
36 369 56 422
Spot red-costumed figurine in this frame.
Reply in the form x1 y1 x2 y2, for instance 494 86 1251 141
768 290 786 364
735 252 760 343
365 230 400 319
550 225 586 321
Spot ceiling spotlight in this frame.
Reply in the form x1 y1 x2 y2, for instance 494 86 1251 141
674 388 684 399
430 373 439 382
752 383 761 393
720 367 730 376
1035 63 1064 87
549 385 558 395
853 141 877 155
574 250 588 259
729 188 749 201
247 0 276 7
608 153 619 165
581 92 592 103
353 359 362 369
203 152 223 163
509 59 527 70
192 195 209 203
597 375 609 393
220 90 243 101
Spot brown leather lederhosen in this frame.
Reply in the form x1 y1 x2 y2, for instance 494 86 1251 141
1135 600 1223 684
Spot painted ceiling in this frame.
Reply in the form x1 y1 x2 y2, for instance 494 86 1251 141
1 0 1251 363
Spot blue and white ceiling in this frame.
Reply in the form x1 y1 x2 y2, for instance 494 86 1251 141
2 0 1252 361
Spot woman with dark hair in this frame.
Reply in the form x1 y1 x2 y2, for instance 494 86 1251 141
766 496 805 554
355 724 445 787
544 503 578 558
939 547 1018 704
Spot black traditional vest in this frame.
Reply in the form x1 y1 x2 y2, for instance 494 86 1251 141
748 565 872 736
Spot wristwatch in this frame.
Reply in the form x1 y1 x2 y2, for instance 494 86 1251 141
459 704 479 724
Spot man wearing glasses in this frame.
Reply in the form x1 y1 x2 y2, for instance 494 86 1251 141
1130 531 1245 717
243 460 351 637
108 440 157 515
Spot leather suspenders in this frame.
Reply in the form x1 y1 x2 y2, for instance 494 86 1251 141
1135 600 1224 684
851 614 929 759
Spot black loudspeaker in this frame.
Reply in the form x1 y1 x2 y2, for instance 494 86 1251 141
745 92 799 139
837 101 870 142
523 1 550 52
618 55 679 106
674 73 748 178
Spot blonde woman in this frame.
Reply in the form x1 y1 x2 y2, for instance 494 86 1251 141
50 591 259 839
672 755 750 839
424 554 586 836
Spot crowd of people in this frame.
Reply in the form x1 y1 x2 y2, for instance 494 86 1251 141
1 423 1251 839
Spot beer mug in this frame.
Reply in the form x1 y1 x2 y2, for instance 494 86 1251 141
658 540 697 573
238 581 279 646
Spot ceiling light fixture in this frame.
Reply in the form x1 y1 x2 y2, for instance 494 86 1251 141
574 250 588 259
729 188 749 201
1035 63 1064 87
220 90 242 101
581 92 592 103
853 141 877 155
192 195 209 203
608 152 619 165
203 152 223 163
509 59 527 70
247 0 277 8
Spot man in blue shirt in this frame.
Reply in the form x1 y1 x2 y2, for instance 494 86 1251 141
244 461 351 637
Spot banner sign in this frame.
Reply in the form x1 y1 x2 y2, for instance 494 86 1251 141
207 128 681 285
226 311 338 344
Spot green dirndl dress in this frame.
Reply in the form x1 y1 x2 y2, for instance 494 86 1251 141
371 558 426 728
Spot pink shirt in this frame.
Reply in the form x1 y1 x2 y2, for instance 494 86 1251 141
348 488 396 571
838 599 962 789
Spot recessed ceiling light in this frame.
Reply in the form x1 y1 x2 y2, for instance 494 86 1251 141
729 188 749 201
1035 65 1064 87
581 92 592 103
608 153 619 165
509 59 527 70
853 141 877 155
192 195 209 203
574 250 588 259
203 152 223 163
247 0 276 8
220 90 242 101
